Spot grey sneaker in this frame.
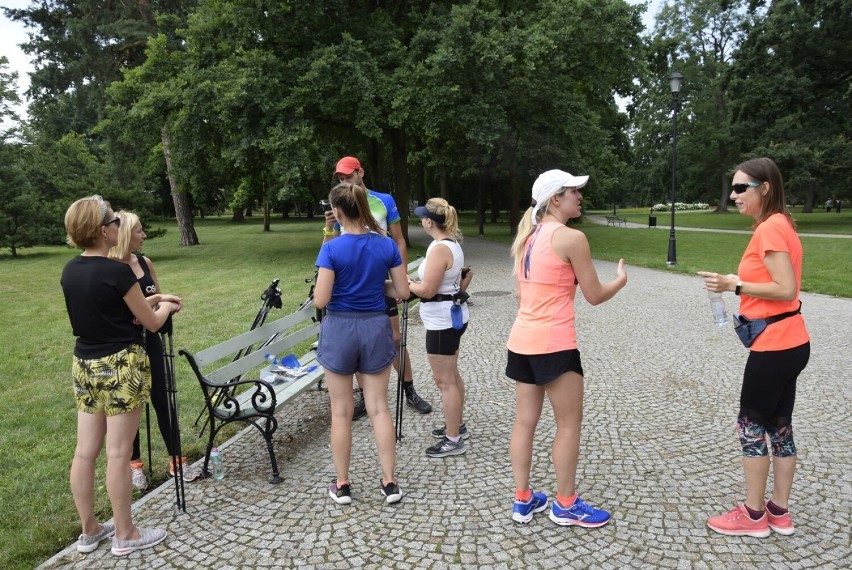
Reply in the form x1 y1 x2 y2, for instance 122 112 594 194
425 436 467 458
111 527 168 557
431 423 470 440
404 382 432 414
130 463 148 491
77 522 115 553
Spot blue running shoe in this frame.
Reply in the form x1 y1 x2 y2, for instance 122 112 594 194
549 495 610 528
512 489 548 523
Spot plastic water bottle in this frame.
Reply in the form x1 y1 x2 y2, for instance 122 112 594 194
264 353 278 366
451 301 464 330
210 447 225 480
708 291 728 327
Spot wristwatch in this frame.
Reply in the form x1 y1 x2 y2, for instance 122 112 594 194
322 227 335 237
735 281 743 296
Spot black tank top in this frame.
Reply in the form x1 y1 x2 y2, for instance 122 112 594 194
136 253 157 297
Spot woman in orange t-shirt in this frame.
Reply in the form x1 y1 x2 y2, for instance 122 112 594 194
506 169 627 528
699 157 810 539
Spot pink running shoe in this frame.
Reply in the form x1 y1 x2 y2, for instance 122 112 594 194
766 503 795 535
707 502 770 538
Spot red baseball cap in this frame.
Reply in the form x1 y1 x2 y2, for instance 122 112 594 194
334 156 362 176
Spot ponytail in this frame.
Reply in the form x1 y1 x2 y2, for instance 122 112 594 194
329 182 383 235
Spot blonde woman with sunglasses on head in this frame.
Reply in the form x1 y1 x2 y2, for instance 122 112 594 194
61 196 182 556
109 211 201 490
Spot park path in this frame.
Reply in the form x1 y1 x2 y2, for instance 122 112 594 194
586 213 852 238
40 225 852 569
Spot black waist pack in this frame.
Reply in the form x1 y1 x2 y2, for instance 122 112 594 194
733 301 801 348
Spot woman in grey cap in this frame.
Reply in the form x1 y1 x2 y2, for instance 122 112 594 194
506 170 627 527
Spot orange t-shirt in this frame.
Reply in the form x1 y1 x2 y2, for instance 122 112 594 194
507 222 578 354
737 213 809 351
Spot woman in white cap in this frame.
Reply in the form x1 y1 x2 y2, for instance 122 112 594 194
506 170 627 527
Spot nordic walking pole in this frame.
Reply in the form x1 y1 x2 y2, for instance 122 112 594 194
395 298 410 442
161 319 186 511
145 401 152 481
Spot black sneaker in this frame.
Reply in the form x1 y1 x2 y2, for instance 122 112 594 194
425 436 467 458
329 480 352 505
403 382 432 414
380 479 402 504
431 423 470 440
352 390 367 421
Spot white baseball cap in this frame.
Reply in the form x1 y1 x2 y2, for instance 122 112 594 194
530 169 589 224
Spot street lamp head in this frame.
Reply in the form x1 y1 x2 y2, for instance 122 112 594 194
669 71 683 95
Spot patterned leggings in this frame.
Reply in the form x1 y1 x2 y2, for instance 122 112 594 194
737 342 809 458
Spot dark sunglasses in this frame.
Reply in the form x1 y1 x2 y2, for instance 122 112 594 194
102 217 121 227
732 181 762 194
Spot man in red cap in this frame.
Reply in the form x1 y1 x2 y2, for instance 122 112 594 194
322 156 433 419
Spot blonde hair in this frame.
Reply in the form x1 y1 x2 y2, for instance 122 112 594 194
510 190 565 274
64 195 111 249
329 182 382 235
109 211 141 260
423 198 461 240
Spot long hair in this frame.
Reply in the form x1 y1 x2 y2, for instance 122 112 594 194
734 157 795 229
510 190 565 274
329 182 382 235
423 198 462 241
64 195 111 249
109 211 141 260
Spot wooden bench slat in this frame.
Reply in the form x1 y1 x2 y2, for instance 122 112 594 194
206 321 320 386
193 306 316 368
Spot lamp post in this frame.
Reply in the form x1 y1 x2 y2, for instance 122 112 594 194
666 71 683 266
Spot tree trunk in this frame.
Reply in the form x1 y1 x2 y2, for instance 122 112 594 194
715 143 730 212
390 128 410 247
507 129 521 233
232 208 245 222
161 126 199 246
477 175 485 236
803 182 815 213
438 166 448 200
263 197 271 232
415 158 426 206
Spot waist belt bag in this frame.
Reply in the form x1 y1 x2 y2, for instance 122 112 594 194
733 301 801 348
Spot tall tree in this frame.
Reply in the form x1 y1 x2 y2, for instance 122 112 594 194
729 0 852 210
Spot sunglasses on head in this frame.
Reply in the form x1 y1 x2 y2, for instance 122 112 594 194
102 216 121 227
732 181 762 194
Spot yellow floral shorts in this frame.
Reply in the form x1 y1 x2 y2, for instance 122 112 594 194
72 344 151 416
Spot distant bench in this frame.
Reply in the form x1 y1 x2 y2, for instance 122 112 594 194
605 215 628 227
180 258 423 484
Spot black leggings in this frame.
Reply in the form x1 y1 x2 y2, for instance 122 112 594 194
132 332 178 460
739 342 810 429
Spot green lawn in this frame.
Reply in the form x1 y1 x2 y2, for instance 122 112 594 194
0 212 848 568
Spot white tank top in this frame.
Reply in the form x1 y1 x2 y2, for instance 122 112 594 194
417 239 469 330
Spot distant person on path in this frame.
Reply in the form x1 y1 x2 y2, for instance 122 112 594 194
61 196 182 556
315 182 410 505
699 157 810 538
408 199 473 458
109 211 201 490
824 198 833 213
323 156 433 419
834 198 841 213
507 170 627 526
